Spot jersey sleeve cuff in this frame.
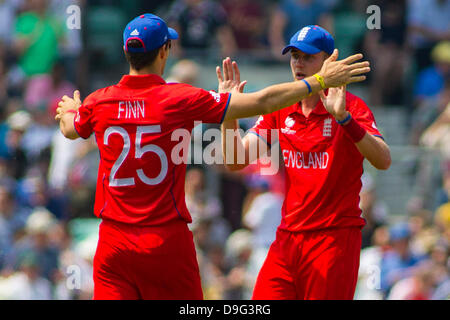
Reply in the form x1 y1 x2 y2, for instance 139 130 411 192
373 134 385 141
73 116 90 139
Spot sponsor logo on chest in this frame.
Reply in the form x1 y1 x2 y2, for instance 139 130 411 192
281 116 296 135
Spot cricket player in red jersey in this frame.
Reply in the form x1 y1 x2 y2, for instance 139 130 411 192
55 14 371 299
220 25 392 300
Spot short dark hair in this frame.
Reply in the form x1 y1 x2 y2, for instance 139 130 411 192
124 40 170 71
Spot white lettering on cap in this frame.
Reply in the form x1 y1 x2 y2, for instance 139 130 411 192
297 27 311 41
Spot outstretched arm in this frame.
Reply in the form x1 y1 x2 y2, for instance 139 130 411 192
223 49 370 121
218 59 272 171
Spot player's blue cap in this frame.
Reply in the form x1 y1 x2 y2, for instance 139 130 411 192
282 25 334 55
123 13 178 53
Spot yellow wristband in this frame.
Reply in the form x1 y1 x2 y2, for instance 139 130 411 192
313 74 326 90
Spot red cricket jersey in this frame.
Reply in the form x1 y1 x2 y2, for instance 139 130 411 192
250 91 383 232
74 74 230 226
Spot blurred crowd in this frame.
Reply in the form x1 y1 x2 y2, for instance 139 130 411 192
0 0 449 299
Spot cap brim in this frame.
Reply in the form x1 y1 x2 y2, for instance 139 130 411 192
168 27 179 40
282 42 321 55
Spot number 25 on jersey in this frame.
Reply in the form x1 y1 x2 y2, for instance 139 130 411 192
103 125 168 187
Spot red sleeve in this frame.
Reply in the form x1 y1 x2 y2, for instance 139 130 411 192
348 95 384 140
74 93 96 139
184 86 231 124
248 113 278 145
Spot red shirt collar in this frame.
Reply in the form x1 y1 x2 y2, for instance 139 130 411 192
118 74 166 88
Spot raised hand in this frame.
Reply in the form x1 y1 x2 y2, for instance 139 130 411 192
318 86 347 120
55 90 82 120
317 49 370 88
216 57 247 94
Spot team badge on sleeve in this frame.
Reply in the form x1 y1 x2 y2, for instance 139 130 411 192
209 91 221 103
255 115 264 127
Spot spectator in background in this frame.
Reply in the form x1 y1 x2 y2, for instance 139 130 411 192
359 173 388 249
241 175 283 299
24 61 76 116
0 183 30 237
413 41 450 107
0 45 9 104
364 0 408 106
430 203 450 299
268 0 333 59
0 0 24 98
355 226 390 300
387 213 448 300
223 229 252 300
4 109 31 179
380 223 427 297
407 0 450 72
0 183 31 269
9 207 60 283
433 164 450 215
199 244 228 299
65 137 98 219
48 0 85 85
0 251 52 299
185 166 230 245
221 0 268 53
54 230 96 300
166 59 200 85
20 107 55 164
412 78 450 145
166 0 237 58
420 100 450 158
0 0 24 45
419 103 450 211
12 0 63 79
432 272 450 299
435 201 450 241
219 169 248 231
47 129 82 193
387 266 434 300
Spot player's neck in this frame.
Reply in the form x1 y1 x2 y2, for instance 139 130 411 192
129 60 165 77
301 94 320 117
129 66 162 77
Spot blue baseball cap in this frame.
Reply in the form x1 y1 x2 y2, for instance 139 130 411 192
282 25 334 55
123 13 178 53
389 223 411 242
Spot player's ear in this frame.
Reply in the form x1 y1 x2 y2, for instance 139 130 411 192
159 45 167 59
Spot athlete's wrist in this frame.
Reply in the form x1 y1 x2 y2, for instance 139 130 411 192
341 116 367 143
335 111 350 124
304 76 322 95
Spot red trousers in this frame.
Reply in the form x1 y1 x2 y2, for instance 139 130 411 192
252 227 362 300
93 219 203 300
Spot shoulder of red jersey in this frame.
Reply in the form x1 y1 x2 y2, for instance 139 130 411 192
345 91 373 114
345 91 383 138
82 87 111 108
155 82 206 101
